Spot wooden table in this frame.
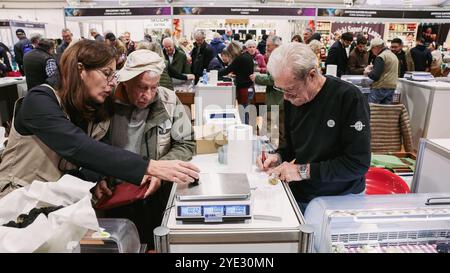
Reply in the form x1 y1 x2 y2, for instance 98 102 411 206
175 91 266 107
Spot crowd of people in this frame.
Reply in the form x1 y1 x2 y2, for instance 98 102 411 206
0 24 448 249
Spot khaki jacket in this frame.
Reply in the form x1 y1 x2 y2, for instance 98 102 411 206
0 85 109 198
111 84 195 162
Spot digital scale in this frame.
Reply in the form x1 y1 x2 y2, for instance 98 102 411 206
175 173 252 223
203 108 242 126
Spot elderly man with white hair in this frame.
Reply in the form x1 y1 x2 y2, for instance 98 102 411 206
105 49 196 245
89 28 104 42
190 30 214 84
256 43 371 213
364 37 399 104
162 37 192 83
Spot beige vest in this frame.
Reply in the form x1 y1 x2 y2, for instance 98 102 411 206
371 49 399 90
0 84 110 198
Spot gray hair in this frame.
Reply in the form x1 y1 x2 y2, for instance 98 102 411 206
30 33 42 44
244 39 257 48
162 37 174 46
308 40 323 54
268 35 282 46
89 28 98 33
61 28 72 33
267 43 318 81
194 30 205 39
136 41 164 58
213 32 222 39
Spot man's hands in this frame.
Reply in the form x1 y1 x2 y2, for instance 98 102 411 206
256 154 307 183
267 162 301 183
249 73 256 82
147 160 200 184
256 153 281 172
186 74 195 81
363 64 373 76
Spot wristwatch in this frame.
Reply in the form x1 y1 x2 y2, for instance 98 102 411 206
297 164 310 180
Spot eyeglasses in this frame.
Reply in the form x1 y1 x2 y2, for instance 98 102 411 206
96 69 118 84
273 85 297 96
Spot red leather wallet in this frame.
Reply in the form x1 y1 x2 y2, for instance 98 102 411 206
94 182 149 210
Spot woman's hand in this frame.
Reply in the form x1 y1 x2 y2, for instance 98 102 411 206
147 160 200 184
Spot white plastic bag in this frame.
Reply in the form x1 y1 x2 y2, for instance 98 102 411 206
0 175 100 253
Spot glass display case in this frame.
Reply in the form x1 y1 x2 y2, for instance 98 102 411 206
305 193 450 253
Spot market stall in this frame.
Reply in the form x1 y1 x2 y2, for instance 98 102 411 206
64 6 172 42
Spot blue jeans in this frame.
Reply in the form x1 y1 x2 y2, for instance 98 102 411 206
368 88 395 104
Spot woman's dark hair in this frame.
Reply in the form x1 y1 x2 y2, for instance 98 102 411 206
233 33 241 41
291 34 303 43
59 40 116 123
245 33 253 41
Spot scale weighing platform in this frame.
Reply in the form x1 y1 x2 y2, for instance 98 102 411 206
175 173 252 223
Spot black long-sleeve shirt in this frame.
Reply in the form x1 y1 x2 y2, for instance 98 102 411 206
410 44 432 72
277 76 371 203
368 55 385 81
218 52 254 89
14 86 148 185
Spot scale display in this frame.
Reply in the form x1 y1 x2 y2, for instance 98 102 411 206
209 113 236 119
177 205 249 218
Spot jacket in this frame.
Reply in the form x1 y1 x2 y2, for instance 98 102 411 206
369 48 399 90
218 52 254 89
111 84 195 162
394 50 414 78
191 42 214 82
410 44 432 71
13 38 32 66
251 52 267 73
23 47 58 89
347 49 369 75
163 47 191 75
254 73 283 110
0 85 114 198
325 40 348 77
208 56 226 71
209 38 225 58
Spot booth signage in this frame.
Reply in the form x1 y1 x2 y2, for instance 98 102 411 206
318 8 403 18
173 7 316 16
331 22 385 39
7 22 46 28
64 7 171 17
403 10 450 19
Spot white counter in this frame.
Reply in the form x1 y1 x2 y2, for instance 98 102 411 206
156 154 310 253
412 138 450 193
194 84 236 126
0 77 27 125
398 78 450 150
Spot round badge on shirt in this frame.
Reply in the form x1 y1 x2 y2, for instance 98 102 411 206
327 119 335 128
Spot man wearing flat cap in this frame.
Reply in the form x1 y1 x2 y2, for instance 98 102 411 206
105 49 196 246
364 37 399 104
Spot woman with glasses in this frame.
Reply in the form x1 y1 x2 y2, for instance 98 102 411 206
0 40 199 199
